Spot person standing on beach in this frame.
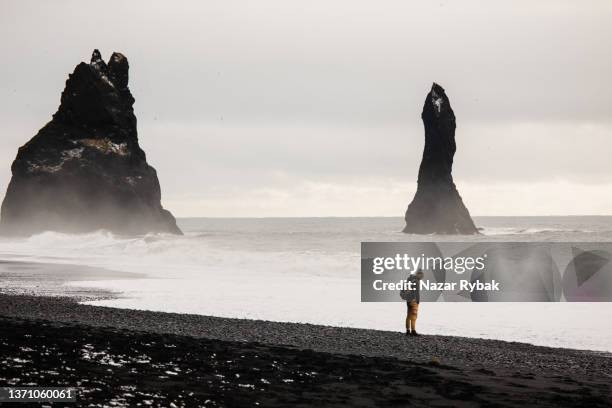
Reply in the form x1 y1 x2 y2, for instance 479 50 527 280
401 270 424 336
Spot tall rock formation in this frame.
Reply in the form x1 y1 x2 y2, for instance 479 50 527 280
403 83 477 234
0 50 182 236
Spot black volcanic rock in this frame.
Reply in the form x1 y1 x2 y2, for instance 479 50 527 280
0 50 182 236
403 83 477 235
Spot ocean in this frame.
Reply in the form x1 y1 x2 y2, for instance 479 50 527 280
1 216 611 352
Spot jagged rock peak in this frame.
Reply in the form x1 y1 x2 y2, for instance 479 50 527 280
88 49 128 88
0 50 182 236
52 49 136 132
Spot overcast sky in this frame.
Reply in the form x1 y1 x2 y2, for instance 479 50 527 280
1 0 611 216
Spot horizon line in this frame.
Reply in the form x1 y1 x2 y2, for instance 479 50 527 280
174 214 612 219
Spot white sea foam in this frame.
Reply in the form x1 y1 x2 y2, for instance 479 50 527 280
479 226 592 236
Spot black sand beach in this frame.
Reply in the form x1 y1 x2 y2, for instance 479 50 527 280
1 295 611 407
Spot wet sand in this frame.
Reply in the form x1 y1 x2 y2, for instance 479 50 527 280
0 260 143 300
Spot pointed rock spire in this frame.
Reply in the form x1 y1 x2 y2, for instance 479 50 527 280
108 52 129 90
403 83 478 234
90 48 107 72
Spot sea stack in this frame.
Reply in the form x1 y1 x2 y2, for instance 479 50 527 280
0 50 182 236
403 83 477 234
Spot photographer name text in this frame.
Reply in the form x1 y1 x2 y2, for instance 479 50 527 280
372 279 500 292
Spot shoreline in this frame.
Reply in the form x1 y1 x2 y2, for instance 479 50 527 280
0 259 143 301
0 294 611 407
1 294 610 373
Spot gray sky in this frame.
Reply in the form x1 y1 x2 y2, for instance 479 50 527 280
1 0 611 216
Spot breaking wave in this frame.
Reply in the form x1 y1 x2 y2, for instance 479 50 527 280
480 227 593 236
